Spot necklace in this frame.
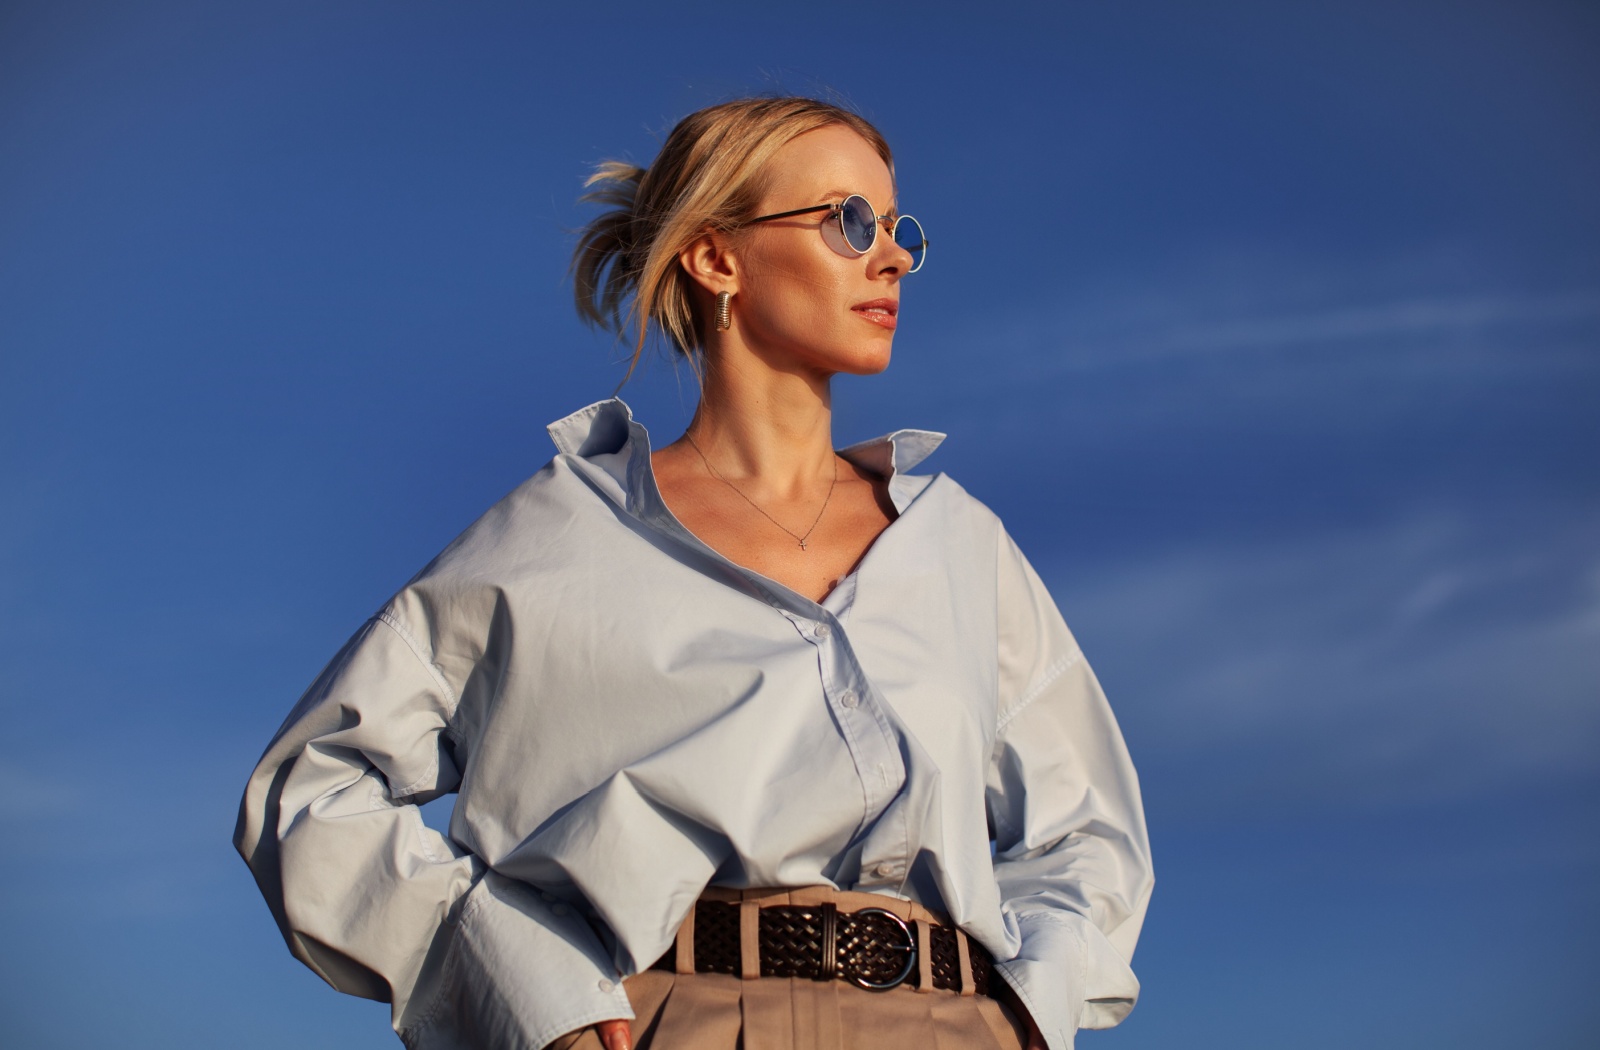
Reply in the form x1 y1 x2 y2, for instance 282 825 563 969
684 432 838 551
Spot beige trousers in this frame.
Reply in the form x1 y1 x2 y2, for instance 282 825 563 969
547 888 1028 1050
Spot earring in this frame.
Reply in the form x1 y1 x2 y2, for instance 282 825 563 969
714 290 731 331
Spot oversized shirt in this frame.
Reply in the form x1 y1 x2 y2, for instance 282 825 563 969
234 398 1154 1050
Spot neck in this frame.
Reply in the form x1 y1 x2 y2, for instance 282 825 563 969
686 335 836 495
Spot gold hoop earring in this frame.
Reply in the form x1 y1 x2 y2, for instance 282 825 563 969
714 290 731 331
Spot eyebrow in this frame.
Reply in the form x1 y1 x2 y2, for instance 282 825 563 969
818 187 899 214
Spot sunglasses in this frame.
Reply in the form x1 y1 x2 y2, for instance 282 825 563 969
744 194 927 273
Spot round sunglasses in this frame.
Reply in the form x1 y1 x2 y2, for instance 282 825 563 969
744 194 926 273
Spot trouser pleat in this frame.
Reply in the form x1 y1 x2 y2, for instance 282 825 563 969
548 973 1026 1050
641 971 741 1050
788 978 842 1050
926 989 1026 1050
739 973 796 1050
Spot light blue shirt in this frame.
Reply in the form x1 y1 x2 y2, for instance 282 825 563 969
235 398 1153 1050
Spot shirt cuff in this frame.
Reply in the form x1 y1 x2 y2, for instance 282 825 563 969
401 870 634 1050
993 911 1140 1050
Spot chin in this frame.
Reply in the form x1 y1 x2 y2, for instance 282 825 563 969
773 324 894 377
828 342 893 377
855 350 894 376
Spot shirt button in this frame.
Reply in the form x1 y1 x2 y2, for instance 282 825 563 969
840 689 858 709
552 903 570 916
872 862 897 878
540 891 558 902
814 622 830 639
598 979 615 993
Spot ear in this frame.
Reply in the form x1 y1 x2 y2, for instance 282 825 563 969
678 230 739 297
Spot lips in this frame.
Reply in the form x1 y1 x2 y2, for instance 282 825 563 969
852 298 899 330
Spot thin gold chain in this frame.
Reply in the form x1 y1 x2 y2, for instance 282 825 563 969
684 433 838 552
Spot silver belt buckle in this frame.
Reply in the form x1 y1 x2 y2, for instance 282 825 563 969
842 907 917 991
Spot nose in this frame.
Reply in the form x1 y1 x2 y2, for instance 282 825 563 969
872 217 916 276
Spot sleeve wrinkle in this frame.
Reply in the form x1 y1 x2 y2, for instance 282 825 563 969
241 601 636 1046
988 527 1152 1047
389 751 445 802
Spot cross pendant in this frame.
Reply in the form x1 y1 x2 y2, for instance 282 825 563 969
799 539 808 551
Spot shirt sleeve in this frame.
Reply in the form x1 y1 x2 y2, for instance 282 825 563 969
232 608 634 1050
987 530 1155 1050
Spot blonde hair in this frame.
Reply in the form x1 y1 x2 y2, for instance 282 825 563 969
572 97 893 382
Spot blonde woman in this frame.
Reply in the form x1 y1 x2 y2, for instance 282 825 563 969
235 97 1152 1050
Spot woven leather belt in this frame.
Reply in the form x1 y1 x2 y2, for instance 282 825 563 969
651 900 993 995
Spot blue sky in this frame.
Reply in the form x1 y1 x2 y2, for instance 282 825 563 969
2 1 1596 1047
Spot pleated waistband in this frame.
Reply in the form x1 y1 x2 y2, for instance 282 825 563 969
547 887 1025 1050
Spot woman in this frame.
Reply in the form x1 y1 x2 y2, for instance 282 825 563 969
235 97 1152 1050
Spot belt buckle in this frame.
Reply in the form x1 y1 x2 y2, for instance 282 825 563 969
840 907 917 991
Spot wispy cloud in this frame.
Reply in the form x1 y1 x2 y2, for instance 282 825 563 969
0 752 244 919
894 270 1600 478
955 286 1600 384
916 236 1600 385
1045 500 1600 814
0 760 84 822
1125 290 1600 360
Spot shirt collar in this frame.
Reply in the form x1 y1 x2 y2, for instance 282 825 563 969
546 398 946 480
546 397 946 615
546 398 637 460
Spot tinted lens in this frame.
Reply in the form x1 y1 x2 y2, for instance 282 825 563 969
893 215 926 273
838 195 878 254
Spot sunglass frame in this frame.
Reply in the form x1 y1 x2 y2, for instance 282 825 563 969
745 194 926 272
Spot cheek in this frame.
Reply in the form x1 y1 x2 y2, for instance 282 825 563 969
737 261 892 375
743 256 853 335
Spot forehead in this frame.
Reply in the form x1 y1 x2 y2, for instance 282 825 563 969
759 124 896 206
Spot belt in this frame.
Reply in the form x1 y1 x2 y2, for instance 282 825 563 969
652 899 993 995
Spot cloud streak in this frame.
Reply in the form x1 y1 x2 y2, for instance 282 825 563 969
1045 499 1600 814
979 287 1600 381
0 760 84 823
1132 288 1600 356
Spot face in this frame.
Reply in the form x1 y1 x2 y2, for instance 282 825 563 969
715 125 915 377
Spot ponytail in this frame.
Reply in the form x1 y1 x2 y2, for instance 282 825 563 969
572 162 646 338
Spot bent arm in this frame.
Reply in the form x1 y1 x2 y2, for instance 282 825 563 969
986 532 1155 1050
234 610 631 1049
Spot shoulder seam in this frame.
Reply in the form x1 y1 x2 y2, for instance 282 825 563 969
995 650 1082 734
375 609 463 716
